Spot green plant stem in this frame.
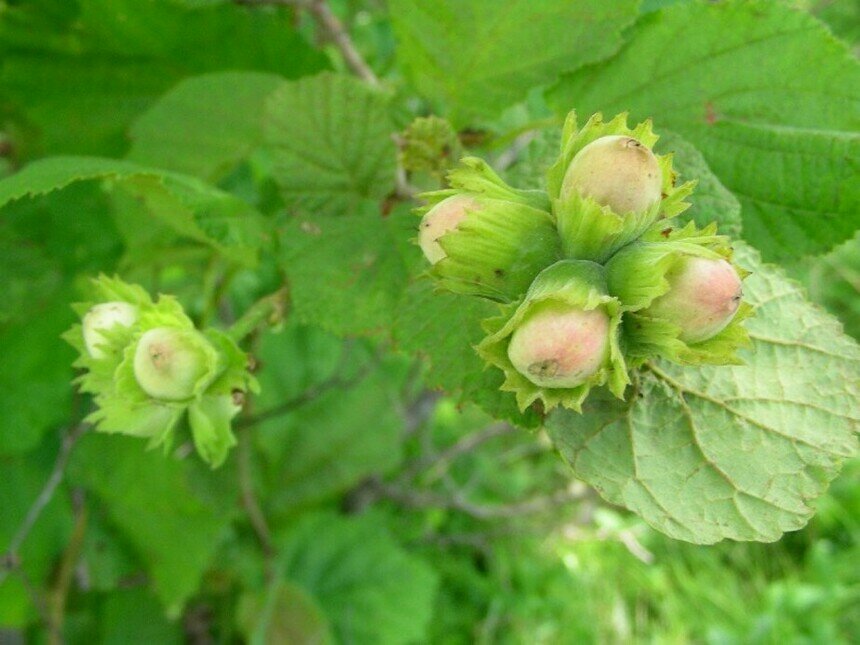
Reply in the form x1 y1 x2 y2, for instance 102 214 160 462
227 287 290 342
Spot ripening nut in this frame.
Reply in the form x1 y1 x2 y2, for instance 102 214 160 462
418 195 481 264
561 135 662 214
82 302 139 358
646 257 743 344
133 327 211 401
507 302 610 388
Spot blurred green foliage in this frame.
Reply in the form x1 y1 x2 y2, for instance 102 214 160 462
0 0 857 643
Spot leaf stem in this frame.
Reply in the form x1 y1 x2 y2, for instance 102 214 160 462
226 287 290 342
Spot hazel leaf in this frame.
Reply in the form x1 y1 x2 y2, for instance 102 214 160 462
263 73 397 216
547 1 860 260
389 0 640 124
546 243 860 544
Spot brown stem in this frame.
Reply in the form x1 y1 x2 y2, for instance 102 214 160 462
236 0 379 86
47 492 88 645
237 428 276 581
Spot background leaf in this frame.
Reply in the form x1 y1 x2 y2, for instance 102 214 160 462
128 72 285 183
69 434 236 613
656 130 742 236
0 0 326 157
0 156 264 265
389 0 640 124
278 205 412 336
547 1 860 260
276 512 438 645
253 325 409 516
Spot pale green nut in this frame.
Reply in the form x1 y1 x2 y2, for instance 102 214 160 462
561 135 662 214
82 302 139 358
418 194 481 264
133 327 212 401
646 256 743 343
507 302 610 388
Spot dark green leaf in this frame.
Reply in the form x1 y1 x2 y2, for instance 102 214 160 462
548 1 860 260
0 0 327 156
69 434 236 612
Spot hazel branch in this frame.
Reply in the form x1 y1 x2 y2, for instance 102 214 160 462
237 0 380 86
0 423 89 586
226 287 290 342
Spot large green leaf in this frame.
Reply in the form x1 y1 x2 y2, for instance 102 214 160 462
0 156 263 265
547 1 860 261
252 326 407 515
656 130 742 236
263 73 397 216
546 243 860 544
278 205 412 336
276 512 438 645
128 72 285 182
0 0 327 156
69 434 237 613
388 0 640 125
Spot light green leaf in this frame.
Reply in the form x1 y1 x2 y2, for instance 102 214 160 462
656 130 742 236
69 434 236 613
546 243 860 544
128 72 285 182
0 0 327 156
263 73 397 216
389 0 640 125
547 1 860 260
278 205 411 336
0 156 263 265
276 512 438 645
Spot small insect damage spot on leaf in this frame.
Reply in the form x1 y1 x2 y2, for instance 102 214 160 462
704 101 721 125
300 221 322 235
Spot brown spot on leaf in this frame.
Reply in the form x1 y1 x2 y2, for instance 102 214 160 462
300 221 322 235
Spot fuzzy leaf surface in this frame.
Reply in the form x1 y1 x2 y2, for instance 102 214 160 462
546 244 860 544
548 1 860 260
263 73 396 216
389 0 639 125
